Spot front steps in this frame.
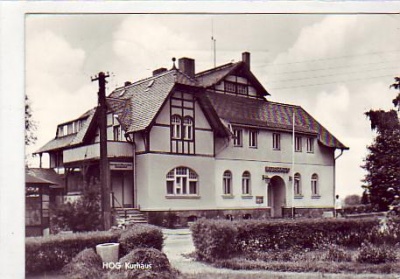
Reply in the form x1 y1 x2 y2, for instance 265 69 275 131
114 208 148 226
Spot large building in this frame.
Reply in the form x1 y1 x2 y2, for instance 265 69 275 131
34 52 348 225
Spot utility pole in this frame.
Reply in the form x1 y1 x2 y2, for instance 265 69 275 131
91 72 111 230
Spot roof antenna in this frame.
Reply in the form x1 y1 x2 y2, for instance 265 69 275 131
211 19 216 68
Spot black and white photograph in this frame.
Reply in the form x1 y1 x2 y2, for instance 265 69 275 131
2 2 400 278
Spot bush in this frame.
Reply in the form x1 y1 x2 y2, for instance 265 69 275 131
26 230 119 275
356 241 397 264
324 245 352 262
120 248 171 272
119 224 163 255
62 248 103 279
191 219 237 261
50 178 102 233
343 204 375 215
191 218 400 261
107 248 179 279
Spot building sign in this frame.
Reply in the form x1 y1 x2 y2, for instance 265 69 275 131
110 162 133 170
265 166 290 173
256 196 264 204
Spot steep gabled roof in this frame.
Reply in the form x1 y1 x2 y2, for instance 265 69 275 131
205 92 348 149
196 61 269 97
108 69 197 133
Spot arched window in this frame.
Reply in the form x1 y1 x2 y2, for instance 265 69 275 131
171 115 182 139
223 171 232 195
311 174 319 196
242 171 251 195
294 173 302 196
183 116 194 140
166 167 198 195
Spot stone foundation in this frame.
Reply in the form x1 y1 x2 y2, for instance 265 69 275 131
144 208 271 227
282 207 334 218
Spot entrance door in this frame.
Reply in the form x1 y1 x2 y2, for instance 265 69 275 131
111 172 133 208
267 176 286 217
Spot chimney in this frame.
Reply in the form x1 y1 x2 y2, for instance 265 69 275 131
242 52 250 70
124 81 132 86
178 57 195 79
153 67 168 76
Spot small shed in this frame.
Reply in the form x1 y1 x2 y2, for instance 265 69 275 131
25 169 64 236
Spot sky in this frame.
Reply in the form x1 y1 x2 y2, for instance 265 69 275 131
25 13 400 198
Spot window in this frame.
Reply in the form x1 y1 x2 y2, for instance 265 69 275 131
225 81 236 93
237 84 248 95
273 133 281 150
294 173 302 196
183 116 194 140
67 123 73 135
223 171 232 195
233 128 243 147
306 137 314 153
249 130 258 148
166 167 198 196
171 115 182 139
113 125 121 141
311 174 319 196
57 125 65 137
295 136 302 152
242 171 251 195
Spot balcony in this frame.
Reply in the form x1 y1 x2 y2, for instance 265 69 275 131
63 141 133 164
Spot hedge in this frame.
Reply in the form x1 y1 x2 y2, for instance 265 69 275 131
191 218 400 261
26 224 164 275
191 219 237 261
119 224 163 255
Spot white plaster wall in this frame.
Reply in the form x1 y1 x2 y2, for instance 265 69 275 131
214 158 334 209
217 129 334 166
149 126 170 152
134 132 146 153
155 99 170 125
194 102 211 130
194 130 214 155
214 159 269 209
136 153 215 211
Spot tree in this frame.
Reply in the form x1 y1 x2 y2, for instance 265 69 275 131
344 194 361 206
390 77 400 109
25 95 37 146
362 76 400 211
50 178 102 232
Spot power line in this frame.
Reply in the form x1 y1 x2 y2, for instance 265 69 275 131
269 74 395 91
265 59 400 77
261 49 400 67
267 65 400 84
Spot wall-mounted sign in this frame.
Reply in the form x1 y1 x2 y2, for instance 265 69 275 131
256 196 264 204
265 166 290 173
110 162 133 170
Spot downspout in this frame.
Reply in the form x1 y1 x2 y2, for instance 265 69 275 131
333 149 344 208
126 132 137 209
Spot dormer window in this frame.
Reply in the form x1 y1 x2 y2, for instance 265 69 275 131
237 83 248 95
225 81 236 93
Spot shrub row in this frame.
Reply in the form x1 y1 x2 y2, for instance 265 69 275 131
343 204 375 215
26 224 163 275
191 218 400 261
191 219 237 261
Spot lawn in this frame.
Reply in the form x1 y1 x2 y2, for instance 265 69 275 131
181 273 399 279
